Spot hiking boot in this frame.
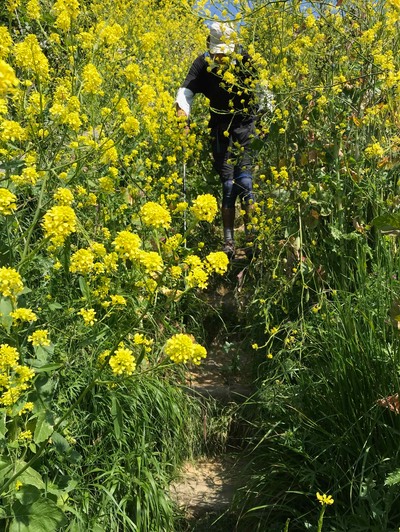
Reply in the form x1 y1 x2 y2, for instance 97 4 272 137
244 233 260 260
223 240 235 260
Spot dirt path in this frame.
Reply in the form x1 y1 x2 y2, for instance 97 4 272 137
170 275 255 530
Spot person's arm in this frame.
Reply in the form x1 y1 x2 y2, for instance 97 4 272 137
175 87 194 118
175 55 205 118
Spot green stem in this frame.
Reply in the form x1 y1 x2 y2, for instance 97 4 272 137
317 504 326 532
19 175 47 267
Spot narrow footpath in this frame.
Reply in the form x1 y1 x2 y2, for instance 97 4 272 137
170 260 256 531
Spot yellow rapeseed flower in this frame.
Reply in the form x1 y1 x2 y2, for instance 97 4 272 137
140 201 171 229
70 249 96 275
191 194 218 223
82 63 103 95
316 492 334 505
112 230 142 261
204 251 229 275
164 333 207 365
0 188 17 215
28 329 50 346
109 346 136 376
78 308 97 326
10 308 38 323
0 267 23 299
42 205 77 246
14 34 49 80
0 60 18 96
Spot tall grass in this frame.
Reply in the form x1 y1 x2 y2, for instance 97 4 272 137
53 373 204 530
236 249 400 530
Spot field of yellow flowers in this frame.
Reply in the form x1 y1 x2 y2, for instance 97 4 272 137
1 0 400 529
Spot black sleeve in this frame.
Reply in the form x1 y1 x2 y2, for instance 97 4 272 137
181 55 206 95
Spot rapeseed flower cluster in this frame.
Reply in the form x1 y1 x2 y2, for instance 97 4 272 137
42 206 77 247
10 308 37 323
109 345 136 376
138 250 164 275
0 267 23 300
190 194 218 223
70 249 96 275
0 59 19 96
184 255 209 290
78 308 97 326
0 344 35 407
0 189 17 215
52 0 80 32
28 329 50 346
112 231 142 261
140 201 171 229
164 334 207 365
204 252 229 275
133 333 154 353
14 34 49 81
82 63 103 95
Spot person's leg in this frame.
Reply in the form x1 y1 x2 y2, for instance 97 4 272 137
211 125 238 256
232 121 259 256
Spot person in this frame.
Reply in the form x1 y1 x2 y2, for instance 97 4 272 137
175 21 260 259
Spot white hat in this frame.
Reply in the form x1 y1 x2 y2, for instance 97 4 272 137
209 22 235 54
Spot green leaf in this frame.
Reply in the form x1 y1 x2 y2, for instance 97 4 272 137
30 346 50 367
32 363 63 373
33 411 54 444
385 468 400 486
51 432 70 454
34 375 55 398
10 498 67 532
111 395 123 440
78 277 90 300
15 485 41 506
48 303 63 311
0 456 12 482
0 409 7 440
330 226 343 240
373 213 400 232
15 460 45 489
0 297 13 332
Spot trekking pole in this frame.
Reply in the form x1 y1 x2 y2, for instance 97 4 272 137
183 161 187 231
183 160 187 248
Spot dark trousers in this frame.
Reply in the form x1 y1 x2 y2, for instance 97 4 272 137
210 119 255 208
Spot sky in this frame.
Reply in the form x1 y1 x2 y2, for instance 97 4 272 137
200 0 246 25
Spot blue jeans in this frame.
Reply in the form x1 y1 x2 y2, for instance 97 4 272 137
211 119 255 209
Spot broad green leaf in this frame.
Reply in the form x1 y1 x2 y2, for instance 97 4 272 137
20 287 32 295
0 456 12 482
15 485 41 506
373 213 400 232
33 411 54 444
78 276 90 300
67 450 82 464
0 297 13 332
34 375 55 397
10 498 67 532
30 346 49 367
15 460 45 489
48 303 63 311
51 432 70 454
32 363 63 373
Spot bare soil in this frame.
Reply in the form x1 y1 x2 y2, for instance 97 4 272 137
170 277 255 530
